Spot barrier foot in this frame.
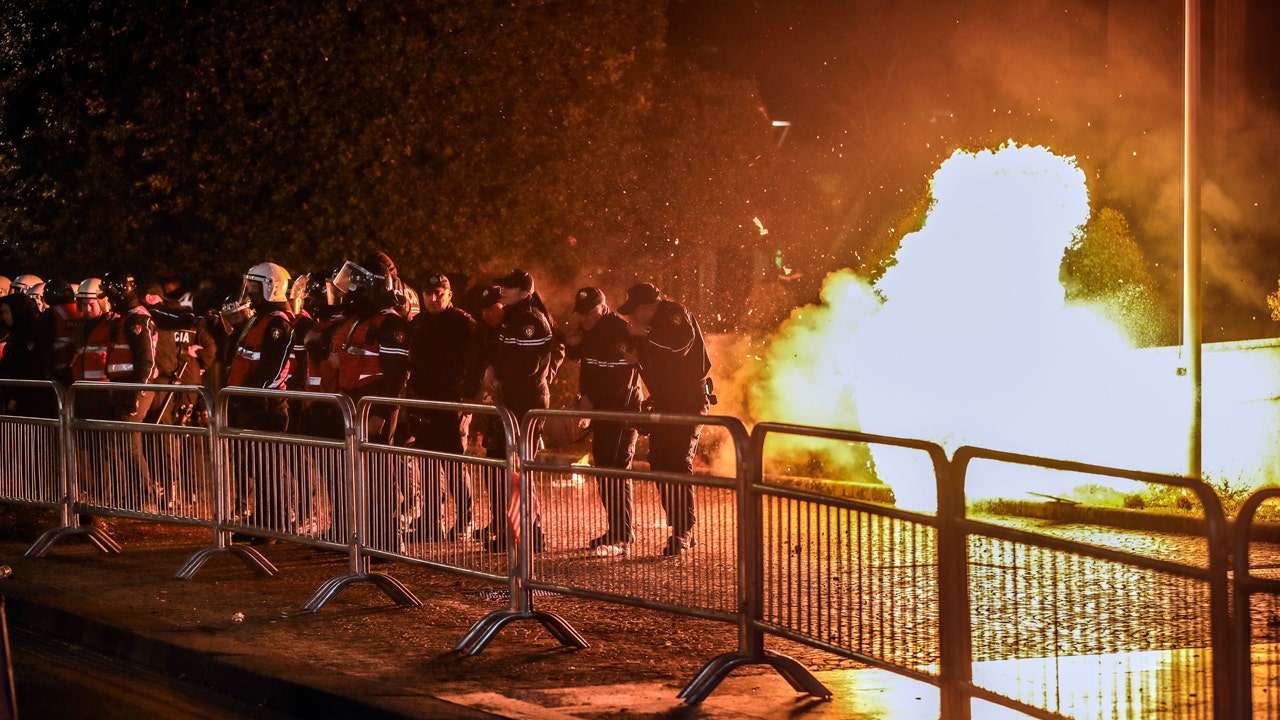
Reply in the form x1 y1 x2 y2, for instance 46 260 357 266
173 545 278 579
300 571 423 613
679 650 831 705
24 525 122 558
453 609 589 656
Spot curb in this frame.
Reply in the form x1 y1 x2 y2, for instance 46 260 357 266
4 596 499 720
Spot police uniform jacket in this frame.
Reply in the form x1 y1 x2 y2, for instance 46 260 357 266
635 300 711 413
226 303 295 390
150 302 216 386
111 303 158 384
494 297 564 410
568 311 641 411
329 305 409 403
38 302 84 385
406 305 482 402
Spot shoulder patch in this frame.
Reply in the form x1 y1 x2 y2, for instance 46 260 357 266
393 330 406 344
617 342 628 355
130 323 143 335
270 327 283 341
523 325 535 338
672 313 683 326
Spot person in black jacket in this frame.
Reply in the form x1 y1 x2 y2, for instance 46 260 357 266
482 269 564 552
565 286 642 556
0 292 54 417
617 282 714 556
405 272 484 540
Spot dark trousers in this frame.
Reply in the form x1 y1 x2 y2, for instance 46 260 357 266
409 409 473 534
648 417 702 538
591 419 637 541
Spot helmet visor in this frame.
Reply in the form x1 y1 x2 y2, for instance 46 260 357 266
221 297 253 333
238 278 265 306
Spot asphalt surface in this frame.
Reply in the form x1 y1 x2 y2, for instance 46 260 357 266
0 520 949 720
2 512 1273 719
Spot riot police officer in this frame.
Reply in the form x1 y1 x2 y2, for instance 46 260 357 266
617 282 713 556
37 278 84 387
482 269 564 552
223 262 296 529
565 287 642 555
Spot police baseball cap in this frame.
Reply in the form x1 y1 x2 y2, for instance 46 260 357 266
617 283 661 315
573 286 605 314
423 272 450 291
494 268 533 292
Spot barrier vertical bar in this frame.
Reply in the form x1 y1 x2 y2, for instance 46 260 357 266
1231 488 1280 720
937 452 974 720
678 421 830 703
453 407 587 654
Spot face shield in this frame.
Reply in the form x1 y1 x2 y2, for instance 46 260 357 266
331 261 384 295
221 296 253 333
237 278 265 308
287 273 311 315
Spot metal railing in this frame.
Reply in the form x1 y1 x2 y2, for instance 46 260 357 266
302 396 520 613
175 387 352 580
743 423 962 712
27 381 217 557
6 387 1277 717
0 380 66 511
952 446 1234 720
1231 488 1280 720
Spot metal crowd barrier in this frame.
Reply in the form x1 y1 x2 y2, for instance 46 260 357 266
740 423 961 711
0 380 66 517
471 409 822 691
7 384 1277 717
1232 487 1280 720
301 396 519 612
952 446 1234 720
175 387 355 582
27 381 217 557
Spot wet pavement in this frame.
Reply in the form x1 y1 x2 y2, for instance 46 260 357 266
0 521 952 720
0 517 1274 718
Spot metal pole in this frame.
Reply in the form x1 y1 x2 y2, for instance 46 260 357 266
1183 0 1202 479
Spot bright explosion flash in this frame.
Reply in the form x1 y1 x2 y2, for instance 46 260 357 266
753 142 1198 511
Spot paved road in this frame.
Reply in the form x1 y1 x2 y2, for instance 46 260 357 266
9 624 295 720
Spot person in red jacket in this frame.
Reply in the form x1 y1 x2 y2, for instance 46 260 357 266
36 278 84 388
222 262 296 531
329 254 417 548
327 253 409 443
70 272 160 513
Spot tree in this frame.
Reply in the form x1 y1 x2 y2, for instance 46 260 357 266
0 0 827 333
1060 206 1175 347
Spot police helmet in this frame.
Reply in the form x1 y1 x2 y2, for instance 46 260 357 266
11 274 43 295
241 262 291 304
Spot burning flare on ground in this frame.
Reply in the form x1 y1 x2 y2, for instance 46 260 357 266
752 142 1193 510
